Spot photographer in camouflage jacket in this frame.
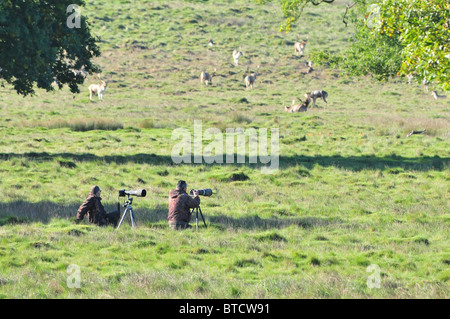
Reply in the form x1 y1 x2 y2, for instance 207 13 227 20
76 185 120 227
168 180 200 230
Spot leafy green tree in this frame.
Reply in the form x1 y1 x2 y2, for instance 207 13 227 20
378 0 449 91
0 0 100 96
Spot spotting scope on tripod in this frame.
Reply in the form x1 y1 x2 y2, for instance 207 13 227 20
116 189 146 230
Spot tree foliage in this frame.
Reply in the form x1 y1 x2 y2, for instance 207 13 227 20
377 0 449 91
0 0 100 96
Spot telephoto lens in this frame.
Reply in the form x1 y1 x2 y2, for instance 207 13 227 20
119 189 147 197
190 188 213 197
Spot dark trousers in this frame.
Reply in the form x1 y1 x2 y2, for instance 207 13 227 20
106 211 120 228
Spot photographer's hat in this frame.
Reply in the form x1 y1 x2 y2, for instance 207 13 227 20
90 185 101 195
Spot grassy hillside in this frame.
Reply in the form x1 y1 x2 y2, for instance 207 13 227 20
0 0 449 298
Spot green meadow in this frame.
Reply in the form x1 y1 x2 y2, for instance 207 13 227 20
0 0 448 298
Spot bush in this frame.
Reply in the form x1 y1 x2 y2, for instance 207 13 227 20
139 119 156 129
340 23 403 81
229 172 250 181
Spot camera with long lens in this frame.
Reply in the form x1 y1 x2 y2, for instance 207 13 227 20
189 188 213 197
118 189 147 197
188 188 212 229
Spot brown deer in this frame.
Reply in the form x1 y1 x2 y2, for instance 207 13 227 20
200 69 215 86
285 97 310 112
294 38 308 56
244 66 260 89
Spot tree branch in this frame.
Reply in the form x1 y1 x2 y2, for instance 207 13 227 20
310 0 336 5
343 2 357 27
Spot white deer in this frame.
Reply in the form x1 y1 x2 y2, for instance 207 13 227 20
406 74 414 85
422 78 429 92
233 47 243 66
89 77 108 101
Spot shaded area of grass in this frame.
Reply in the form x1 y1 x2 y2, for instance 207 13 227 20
208 215 343 230
0 151 447 171
0 200 343 231
0 201 168 225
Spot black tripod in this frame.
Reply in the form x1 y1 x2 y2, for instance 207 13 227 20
116 196 137 230
191 206 207 230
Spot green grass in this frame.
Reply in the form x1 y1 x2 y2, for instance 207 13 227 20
0 0 449 299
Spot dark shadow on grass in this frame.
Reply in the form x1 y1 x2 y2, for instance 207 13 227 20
207 215 344 230
0 152 448 171
0 200 342 231
0 200 168 225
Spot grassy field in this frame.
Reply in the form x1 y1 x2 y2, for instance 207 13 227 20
0 0 449 298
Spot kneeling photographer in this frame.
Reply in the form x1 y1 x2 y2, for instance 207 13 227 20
76 185 120 227
168 180 201 230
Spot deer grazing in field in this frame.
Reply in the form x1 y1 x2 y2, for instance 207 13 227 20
52 65 88 88
51 77 60 87
89 75 108 101
233 47 243 66
244 65 260 89
200 68 215 86
285 97 310 113
406 74 414 85
305 61 313 74
422 78 429 92
71 65 88 79
305 90 328 108
294 37 308 56
431 90 447 100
